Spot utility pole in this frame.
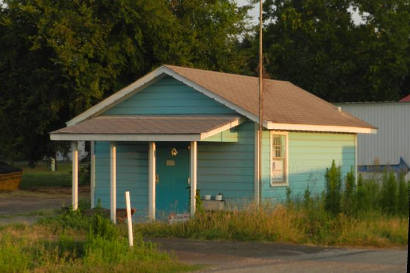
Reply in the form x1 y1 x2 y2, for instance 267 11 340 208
258 0 263 205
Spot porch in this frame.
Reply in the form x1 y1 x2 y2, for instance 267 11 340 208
50 115 242 222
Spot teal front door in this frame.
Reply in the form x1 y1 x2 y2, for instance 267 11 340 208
156 143 190 217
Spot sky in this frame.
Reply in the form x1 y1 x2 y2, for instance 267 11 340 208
236 0 365 26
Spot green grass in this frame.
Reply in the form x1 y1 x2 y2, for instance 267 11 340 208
0 207 197 273
136 204 408 248
18 161 86 189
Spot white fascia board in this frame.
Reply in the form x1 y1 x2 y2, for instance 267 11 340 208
50 133 201 142
267 122 377 134
66 66 260 127
199 118 243 139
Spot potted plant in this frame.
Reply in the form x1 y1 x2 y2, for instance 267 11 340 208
215 192 223 201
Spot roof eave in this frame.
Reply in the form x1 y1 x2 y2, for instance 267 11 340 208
267 122 377 134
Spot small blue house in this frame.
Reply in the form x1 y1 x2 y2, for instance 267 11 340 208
50 65 375 222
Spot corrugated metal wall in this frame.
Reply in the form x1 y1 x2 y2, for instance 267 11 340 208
338 102 410 169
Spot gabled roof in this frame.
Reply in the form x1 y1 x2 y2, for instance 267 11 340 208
66 65 376 134
400 94 410 102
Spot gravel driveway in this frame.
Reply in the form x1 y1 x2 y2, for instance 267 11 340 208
0 187 89 225
151 238 408 273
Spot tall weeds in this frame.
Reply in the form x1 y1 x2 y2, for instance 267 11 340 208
137 164 409 247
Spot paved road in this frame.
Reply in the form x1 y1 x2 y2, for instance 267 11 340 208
150 238 408 273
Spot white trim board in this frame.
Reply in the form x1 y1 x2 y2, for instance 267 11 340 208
267 122 376 134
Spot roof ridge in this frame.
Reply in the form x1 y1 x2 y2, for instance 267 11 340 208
163 64 289 84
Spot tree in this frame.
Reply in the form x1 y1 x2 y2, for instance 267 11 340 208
259 0 410 102
0 0 250 164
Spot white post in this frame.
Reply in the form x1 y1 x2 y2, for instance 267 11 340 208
190 141 197 217
90 141 96 208
110 142 117 223
148 142 156 221
125 191 133 247
72 142 79 211
355 134 358 185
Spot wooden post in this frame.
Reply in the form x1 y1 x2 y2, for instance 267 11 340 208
72 142 79 211
110 142 117 223
258 0 264 207
254 124 260 204
190 141 197 217
148 142 156 221
125 191 133 247
90 141 96 208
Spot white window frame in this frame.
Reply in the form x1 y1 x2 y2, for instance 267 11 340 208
270 131 289 187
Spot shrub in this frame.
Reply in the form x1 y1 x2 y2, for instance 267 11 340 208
380 172 398 214
325 161 342 215
397 174 409 217
343 168 356 216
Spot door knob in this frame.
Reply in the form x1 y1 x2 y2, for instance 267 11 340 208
156 174 159 183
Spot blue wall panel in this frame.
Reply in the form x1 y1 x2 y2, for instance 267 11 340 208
104 76 235 115
197 121 255 205
94 142 148 220
261 132 356 202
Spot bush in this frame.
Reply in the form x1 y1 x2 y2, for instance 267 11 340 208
343 168 356 216
325 161 342 215
397 174 409 216
380 172 398 214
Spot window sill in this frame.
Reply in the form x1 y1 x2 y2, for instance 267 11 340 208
270 182 288 187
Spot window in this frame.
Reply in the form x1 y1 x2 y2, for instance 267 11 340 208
271 132 288 186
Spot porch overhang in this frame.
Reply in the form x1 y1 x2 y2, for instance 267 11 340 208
50 115 242 142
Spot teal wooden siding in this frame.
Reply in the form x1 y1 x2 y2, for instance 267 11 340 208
261 132 356 202
94 141 148 220
104 76 235 115
197 121 255 204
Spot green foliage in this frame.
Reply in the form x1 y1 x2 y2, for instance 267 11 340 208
324 161 342 215
259 0 410 102
342 168 357 216
136 203 408 247
397 174 409 216
195 189 204 215
0 210 194 273
380 172 398 214
19 161 72 189
0 0 250 163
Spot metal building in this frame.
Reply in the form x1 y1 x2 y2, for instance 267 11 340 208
337 100 410 179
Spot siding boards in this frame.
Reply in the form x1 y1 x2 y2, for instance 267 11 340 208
94 142 148 220
262 132 355 202
104 76 235 115
337 102 410 180
197 121 255 202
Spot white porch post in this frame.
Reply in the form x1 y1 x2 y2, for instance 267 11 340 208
148 142 156 221
90 141 96 208
190 141 197 217
110 142 117 223
71 142 79 211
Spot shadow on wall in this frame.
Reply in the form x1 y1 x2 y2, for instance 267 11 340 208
262 145 356 204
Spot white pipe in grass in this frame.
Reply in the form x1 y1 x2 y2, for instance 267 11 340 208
125 191 133 247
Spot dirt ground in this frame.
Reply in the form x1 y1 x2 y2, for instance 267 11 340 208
0 186 89 225
151 238 408 273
